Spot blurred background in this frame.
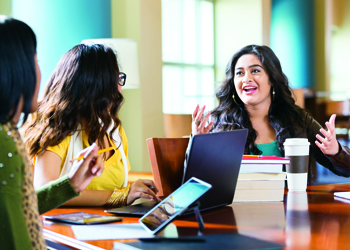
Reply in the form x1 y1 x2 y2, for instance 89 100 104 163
1 0 349 184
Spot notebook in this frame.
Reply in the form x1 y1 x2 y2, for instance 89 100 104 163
105 129 248 216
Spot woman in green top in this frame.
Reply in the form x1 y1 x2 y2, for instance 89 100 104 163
191 45 350 184
0 15 104 249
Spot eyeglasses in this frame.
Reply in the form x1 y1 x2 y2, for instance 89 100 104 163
118 72 127 86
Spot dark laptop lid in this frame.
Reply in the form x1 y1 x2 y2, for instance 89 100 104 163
183 129 248 211
106 129 247 216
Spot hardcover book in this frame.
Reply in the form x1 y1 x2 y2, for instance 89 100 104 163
233 172 287 202
240 156 290 173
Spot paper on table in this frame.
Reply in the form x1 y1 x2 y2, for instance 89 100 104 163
334 192 350 200
72 223 154 241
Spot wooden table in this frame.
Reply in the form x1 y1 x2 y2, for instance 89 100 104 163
42 183 350 250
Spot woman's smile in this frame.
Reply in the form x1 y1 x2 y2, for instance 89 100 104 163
242 84 258 94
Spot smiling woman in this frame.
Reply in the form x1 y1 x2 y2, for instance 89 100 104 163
189 44 350 185
233 54 272 109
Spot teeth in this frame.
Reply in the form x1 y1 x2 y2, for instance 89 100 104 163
244 87 256 90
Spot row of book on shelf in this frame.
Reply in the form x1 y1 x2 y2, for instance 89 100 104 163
233 156 290 203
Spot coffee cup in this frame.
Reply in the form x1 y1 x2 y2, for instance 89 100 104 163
283 138 310 191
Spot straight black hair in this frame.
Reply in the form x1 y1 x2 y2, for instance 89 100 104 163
0 16 37 124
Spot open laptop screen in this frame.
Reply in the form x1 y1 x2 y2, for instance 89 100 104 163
183 129 248 211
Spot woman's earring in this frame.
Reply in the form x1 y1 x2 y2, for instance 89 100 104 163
232 94 240 106
272 87 275 101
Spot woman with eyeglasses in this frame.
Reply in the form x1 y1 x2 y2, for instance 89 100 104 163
23 44 161 207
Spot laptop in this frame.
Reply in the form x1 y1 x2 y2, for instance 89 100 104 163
105 129 248 216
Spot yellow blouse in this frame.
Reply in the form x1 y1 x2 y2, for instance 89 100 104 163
43 126 131 191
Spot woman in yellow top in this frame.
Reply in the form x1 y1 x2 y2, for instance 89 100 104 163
23 44 160 207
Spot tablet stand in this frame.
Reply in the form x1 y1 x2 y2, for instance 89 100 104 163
187 201 205 232
146 201 206 241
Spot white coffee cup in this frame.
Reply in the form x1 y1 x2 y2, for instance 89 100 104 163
284 138 310 191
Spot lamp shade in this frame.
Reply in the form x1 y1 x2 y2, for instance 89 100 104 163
81 38 140 89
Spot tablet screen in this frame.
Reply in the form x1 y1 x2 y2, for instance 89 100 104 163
139 177 211 234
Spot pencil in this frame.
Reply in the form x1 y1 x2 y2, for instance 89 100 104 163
70 146 115 162
243 155 262 158
97 146 115 155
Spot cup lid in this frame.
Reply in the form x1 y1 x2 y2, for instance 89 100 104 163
283 138 310 146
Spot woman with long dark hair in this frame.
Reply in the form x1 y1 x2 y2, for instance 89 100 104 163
23 43 160 207
0 15 104 249
192 45 350 183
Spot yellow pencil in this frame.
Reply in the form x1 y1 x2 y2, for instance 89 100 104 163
243 155 262 158
71 146 115 162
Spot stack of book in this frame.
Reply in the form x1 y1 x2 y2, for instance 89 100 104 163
233 156 290 202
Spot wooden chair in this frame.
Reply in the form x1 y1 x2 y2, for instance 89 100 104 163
292 88 305 108
146 137 189 197
325 100 350 140
163 114 192 138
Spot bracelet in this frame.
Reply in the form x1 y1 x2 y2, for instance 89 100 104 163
104 183 131 207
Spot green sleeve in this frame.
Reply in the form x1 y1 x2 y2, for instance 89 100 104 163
37 175 79 214
0 188 32 249
0 125 32 249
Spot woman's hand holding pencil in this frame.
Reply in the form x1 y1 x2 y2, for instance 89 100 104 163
70 146 114 162
68 143 104 192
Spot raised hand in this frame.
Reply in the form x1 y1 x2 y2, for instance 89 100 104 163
68 143 104 193
192 104 213 136
315 114 340 156
127 179 161 205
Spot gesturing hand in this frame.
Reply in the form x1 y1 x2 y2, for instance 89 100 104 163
315 114 340 156
68 143 104 193
192 104 213 136
127 179 161 205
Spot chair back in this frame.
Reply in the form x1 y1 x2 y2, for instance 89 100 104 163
146 137 189 197
326 100 350 116
163 114 192 138
292 88 305 108
325 100 350 140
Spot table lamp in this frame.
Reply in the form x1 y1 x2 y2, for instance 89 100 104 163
81 38 140 89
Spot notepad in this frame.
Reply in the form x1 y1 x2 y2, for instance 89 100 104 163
334 192 350 200
71 223 154 240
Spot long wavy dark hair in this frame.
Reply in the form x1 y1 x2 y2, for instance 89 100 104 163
23 44 124 158
211 45 306 155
